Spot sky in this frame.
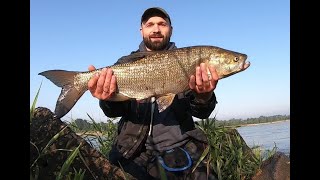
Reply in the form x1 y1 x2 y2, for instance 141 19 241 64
30 0 290 122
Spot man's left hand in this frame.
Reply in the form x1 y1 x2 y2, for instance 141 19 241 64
189 63 219 102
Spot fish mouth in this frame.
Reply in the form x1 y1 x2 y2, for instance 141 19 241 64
241 54 250 70
239 61 250 72
243 61 250 70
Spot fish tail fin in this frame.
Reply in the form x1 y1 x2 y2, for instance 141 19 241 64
39 70 86 119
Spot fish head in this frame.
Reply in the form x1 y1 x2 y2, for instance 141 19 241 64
208 47 250 79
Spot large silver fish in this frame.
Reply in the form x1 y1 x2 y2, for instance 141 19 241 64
39 45 250 118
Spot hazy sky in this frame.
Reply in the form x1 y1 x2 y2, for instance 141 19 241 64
30 0 290 122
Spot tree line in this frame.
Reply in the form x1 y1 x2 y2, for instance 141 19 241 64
212 114 290 127
69 114 290 132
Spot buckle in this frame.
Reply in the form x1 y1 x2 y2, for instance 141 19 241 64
157 147 192 172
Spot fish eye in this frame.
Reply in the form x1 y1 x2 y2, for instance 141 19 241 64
234 57 239 62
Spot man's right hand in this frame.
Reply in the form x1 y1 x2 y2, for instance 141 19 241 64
87 65 117 100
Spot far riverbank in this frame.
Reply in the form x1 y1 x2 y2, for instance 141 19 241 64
238 119 290 127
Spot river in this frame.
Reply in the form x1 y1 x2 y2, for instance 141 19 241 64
236 120 290 156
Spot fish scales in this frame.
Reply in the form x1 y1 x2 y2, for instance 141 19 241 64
113 49 194 99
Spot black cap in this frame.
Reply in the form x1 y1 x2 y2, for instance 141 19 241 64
141 7 171 25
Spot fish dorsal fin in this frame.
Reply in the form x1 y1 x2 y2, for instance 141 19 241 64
116 51 156 64
156 93 176 112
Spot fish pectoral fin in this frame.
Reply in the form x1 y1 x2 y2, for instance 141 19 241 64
156 93 176 112
107 92 131 101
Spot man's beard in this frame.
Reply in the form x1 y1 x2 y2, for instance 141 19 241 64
143 35 170 51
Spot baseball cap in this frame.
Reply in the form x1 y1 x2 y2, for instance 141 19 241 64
141 7 171 25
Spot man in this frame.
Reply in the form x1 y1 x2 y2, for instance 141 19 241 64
88 7 218 179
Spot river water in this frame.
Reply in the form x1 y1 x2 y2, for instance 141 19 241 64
236 120 290 156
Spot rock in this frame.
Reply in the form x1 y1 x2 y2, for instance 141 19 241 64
30 107 135 180
252 152 290 180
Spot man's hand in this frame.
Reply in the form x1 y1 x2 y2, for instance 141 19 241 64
189 63 219 103
87 65 117 100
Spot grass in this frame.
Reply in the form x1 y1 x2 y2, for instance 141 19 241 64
68 113 118 156
30 82 42 122
85 113 117 156
56 143 82 180
196 118 276 180
30 85 88 180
